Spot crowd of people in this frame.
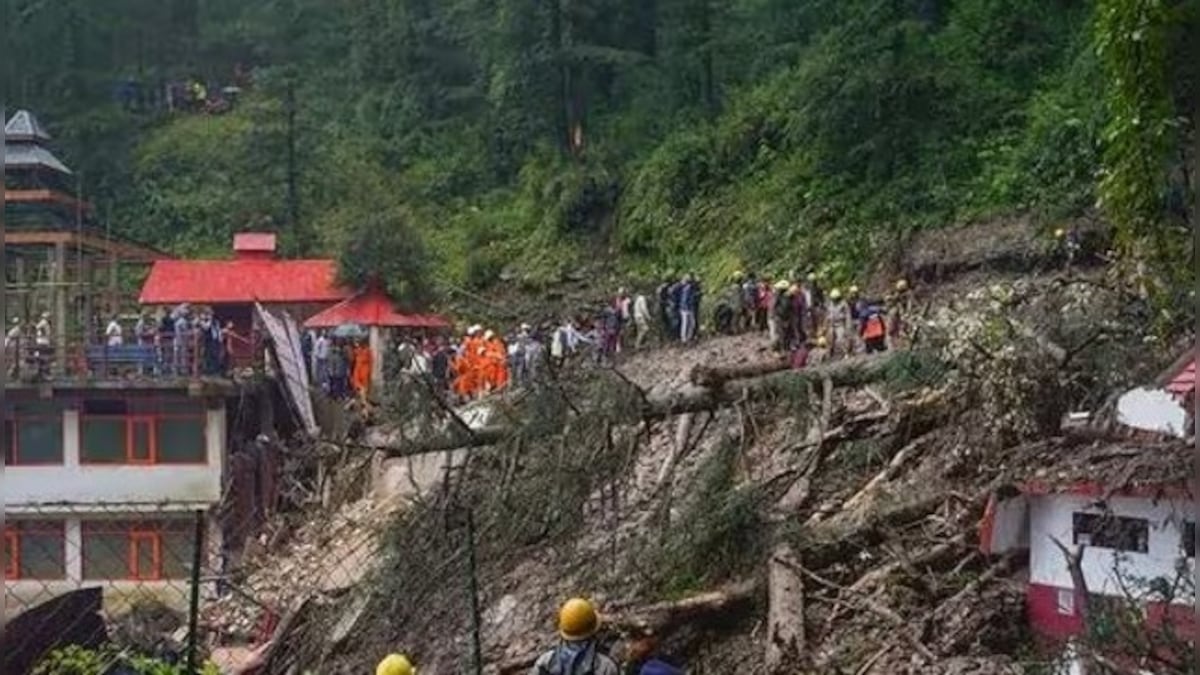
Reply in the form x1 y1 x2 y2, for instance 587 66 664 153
4 304 250 378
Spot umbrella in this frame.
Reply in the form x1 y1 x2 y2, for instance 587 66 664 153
331 322 368 338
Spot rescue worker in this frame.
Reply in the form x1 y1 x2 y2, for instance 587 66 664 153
530 598 620 675
846 286 864 355
351 338 373 400
809 335 830 366
1055 226 1081 268
482 329 508 392
889 279 910 348
454 326 483 399
376 653 417 675
825 289 849 359
769 280 791 352
807 272 826 337
860 303 888 354
740 272 758 332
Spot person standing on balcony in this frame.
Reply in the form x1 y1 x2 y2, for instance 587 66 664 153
106 315 124 347
173 305 193 375
313 330 331 391
5 317 22 377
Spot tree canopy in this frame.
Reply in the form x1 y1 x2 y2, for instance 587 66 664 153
4 0 1195 301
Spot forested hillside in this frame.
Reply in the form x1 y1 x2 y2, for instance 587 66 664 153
4 0 1195 305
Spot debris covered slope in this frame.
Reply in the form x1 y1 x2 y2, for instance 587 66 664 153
225 247 1187 675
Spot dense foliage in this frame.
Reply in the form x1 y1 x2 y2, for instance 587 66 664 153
4 0 1195 301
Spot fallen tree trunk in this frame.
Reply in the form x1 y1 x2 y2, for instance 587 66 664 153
373 352 902 458
766 545 806 673
691 352 896 388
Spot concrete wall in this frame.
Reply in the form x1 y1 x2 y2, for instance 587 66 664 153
6 407 225 508
1028 494 1194 598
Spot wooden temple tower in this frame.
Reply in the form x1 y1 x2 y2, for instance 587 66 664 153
3 109 167 375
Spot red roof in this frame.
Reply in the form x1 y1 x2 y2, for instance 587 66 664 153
139 259 350 304
303 286 450 328
1166 361 1195 399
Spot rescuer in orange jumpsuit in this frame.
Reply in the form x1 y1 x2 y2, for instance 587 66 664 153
351 339 373 400
453 325 483 400
481 330 508 391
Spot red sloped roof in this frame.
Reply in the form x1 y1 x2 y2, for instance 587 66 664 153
1166 361 1195 398
139 259 350 304
303 286 450 328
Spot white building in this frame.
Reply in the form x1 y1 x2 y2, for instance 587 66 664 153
980 442 1195 643
4 384 230 617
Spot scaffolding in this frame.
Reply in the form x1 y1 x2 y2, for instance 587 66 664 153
4 110 168 379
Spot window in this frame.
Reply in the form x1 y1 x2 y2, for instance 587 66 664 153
3 521 66 580
82 519 194 580
1183 521 1195 558
81 406 206 465
1073 512 1149 553
3 401 64 465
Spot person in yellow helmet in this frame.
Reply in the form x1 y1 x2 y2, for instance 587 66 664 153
530 598 619 675
377 654 416 675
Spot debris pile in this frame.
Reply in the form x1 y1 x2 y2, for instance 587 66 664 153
226 264 1188 674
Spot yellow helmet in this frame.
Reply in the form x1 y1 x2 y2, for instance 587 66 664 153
816 336 828 348
806 272 817 282
774 280 790 291
558 598 600 641
732 270 744 281
376 654 415 675
848 285 860 296
1054 228 1065 238
829 288 842 301
894 279 908 292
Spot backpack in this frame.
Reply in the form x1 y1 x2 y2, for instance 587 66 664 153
537 646 602 675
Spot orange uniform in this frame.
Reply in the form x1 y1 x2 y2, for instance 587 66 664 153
351 343 373 398
483 338 508 390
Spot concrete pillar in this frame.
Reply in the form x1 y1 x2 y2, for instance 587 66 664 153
64 518 84 584
63 408 81 467
369 325 384 394
52 242 67 374
206 405 226 471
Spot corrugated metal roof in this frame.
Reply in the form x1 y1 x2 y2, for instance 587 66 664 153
4 110 51 141
303 286 449 328
5 143 72 174
139 259 350 305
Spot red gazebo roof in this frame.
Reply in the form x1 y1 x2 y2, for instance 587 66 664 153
1156 349 1196 401
303 286 449 328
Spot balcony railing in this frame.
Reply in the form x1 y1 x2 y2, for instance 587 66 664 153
3 331 263 384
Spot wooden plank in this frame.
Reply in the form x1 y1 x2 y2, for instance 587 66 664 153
3 230 168 262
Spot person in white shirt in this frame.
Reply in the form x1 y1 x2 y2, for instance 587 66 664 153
34 312 51 347
313 331 331 390
106 316 124 347
632 293 652 348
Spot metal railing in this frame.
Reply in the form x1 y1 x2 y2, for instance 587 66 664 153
3 332 263 383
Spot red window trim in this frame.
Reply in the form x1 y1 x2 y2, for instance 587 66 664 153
80 413 208 466
82 520 191 581
4 521 67 580
5 414 65 466
129 531 163 581
4 529 18 579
